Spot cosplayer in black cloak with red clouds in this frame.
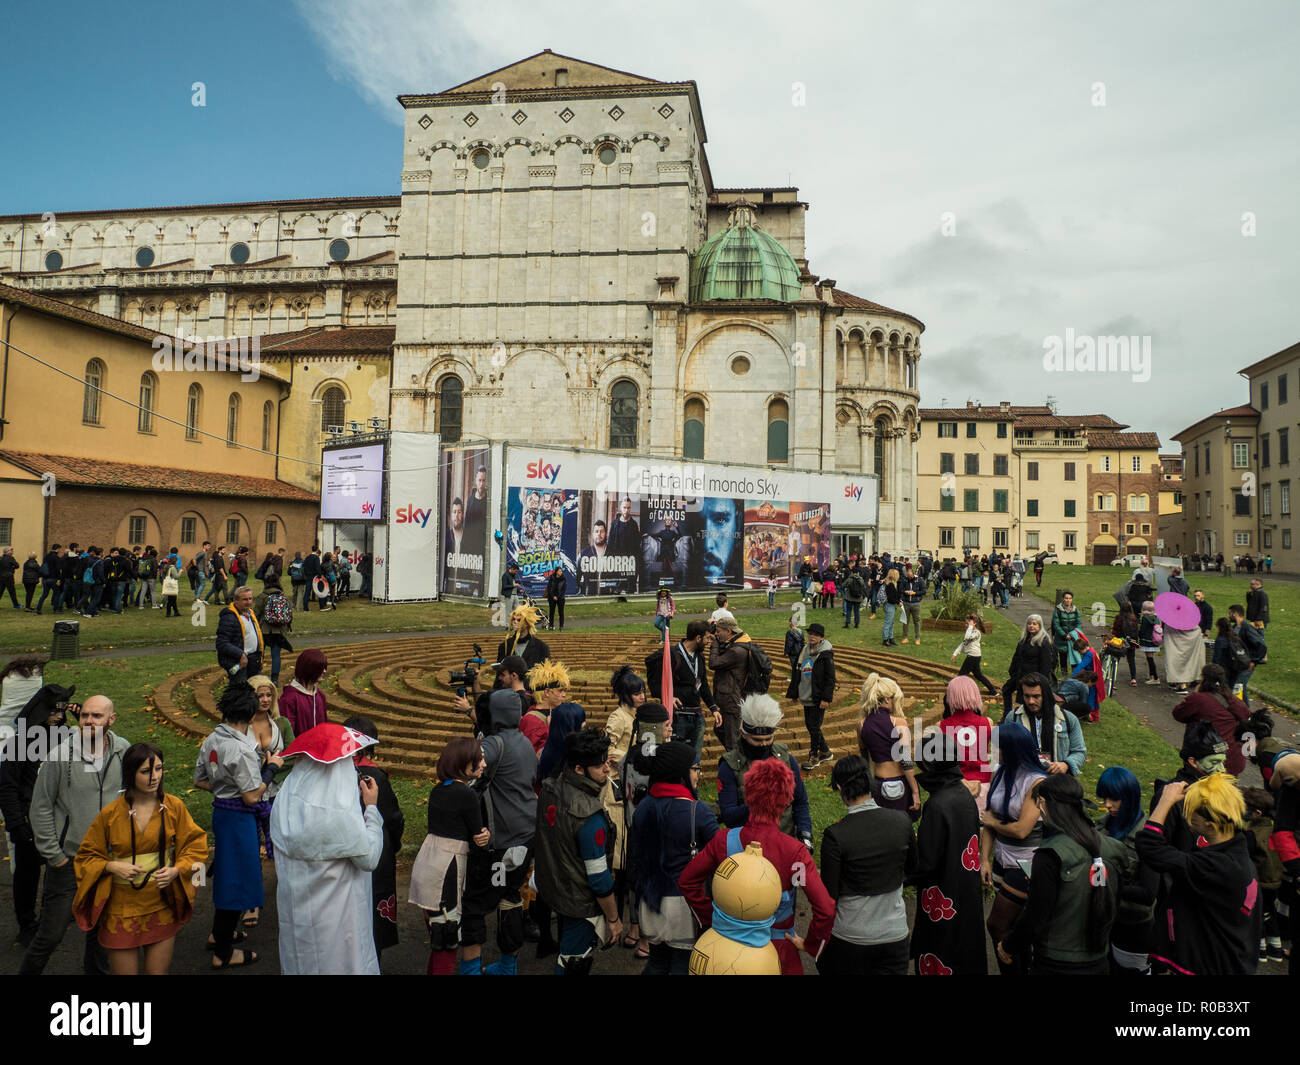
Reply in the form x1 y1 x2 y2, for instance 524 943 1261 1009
908 722 986 975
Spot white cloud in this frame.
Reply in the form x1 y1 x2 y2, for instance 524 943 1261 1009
292 0 1300 442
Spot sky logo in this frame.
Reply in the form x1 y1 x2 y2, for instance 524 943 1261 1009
395 505 431 527
843 484 864 501
525 459 562 484
361 501 376 516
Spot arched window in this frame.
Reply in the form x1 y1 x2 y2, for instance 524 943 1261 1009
320 385 345 435
767 398 789 463
610 380 638 450
83 359 106 424
226 393 240 445
138 371 157 433
262 401 273 451
874 417 888 497
186 383 202 440
436 375 462 444
684 398 705 460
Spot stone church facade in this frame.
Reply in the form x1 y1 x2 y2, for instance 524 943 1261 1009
0 50 923 552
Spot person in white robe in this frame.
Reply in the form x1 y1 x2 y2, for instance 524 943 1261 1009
270 723 384 974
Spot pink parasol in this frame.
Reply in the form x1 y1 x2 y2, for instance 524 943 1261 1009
1154 591 1200 631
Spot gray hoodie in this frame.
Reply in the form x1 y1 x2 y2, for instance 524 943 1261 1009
479 689 538 849
797 637 835 705
30 728 131 863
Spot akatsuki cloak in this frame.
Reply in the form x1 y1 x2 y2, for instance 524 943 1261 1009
908 762 987 975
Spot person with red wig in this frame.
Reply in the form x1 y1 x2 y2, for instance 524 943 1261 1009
279 649 329 736
679 757 835 974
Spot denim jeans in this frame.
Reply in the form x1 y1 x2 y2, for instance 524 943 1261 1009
843 600 860 626
60 581 78 611
36 578 59 612
268 643 282 679
109 581 125 612
195 575 210 601
18 859 109 975
882 602 896 640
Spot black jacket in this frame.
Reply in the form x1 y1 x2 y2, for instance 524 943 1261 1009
1135 823 1261 975
60 554 80 582
0 554 19 579
302 553 321 580
1245 588 1269 625
496 633 551 674
646 641 715 712
821 804 917 899
786 643 836 706
22 558 41 584
545 571 566 601
1008 636 1057 683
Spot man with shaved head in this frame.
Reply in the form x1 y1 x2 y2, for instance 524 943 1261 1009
20 694 130 975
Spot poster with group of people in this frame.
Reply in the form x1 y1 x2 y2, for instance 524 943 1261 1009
502 448 868 599
440 446 491 598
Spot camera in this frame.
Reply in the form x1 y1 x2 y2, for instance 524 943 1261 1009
450 643 486 697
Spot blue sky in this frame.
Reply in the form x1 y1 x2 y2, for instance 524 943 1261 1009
5 0 1300 443
4 1 403 209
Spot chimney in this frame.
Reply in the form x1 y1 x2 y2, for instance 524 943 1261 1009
999 400 1010 412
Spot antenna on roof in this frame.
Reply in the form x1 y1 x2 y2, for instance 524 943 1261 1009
1045 394 1058 414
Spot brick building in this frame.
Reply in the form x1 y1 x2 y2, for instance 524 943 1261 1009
0 283 318 556
1083 432 1164 563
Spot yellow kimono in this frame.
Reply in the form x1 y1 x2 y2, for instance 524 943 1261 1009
73 794 209 949
602 705 636 872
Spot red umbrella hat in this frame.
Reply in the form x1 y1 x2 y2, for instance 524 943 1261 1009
281 721 377 764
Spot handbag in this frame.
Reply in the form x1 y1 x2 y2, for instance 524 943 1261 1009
162 575 179 596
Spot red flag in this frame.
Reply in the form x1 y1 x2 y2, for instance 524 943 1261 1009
660 625 674 725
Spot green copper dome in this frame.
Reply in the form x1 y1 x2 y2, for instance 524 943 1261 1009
689 203 801 302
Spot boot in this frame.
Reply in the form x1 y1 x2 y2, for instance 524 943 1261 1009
484 952 518 975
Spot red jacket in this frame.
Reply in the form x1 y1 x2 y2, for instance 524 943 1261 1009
938 710 995 784
519 711 548 756
1172 691 1251 775
679 822 835 974
278 684 328 737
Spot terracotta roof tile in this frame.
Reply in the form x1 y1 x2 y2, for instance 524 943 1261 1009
831 287 925 329
0 450 318 502
1087 431 1162 450
257 326 394 355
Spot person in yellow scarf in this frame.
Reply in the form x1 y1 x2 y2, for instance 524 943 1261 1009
217 585 264 683
73 742 208 974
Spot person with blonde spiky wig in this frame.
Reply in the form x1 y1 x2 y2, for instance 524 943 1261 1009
717 694 813 850
1137 772 1262 975
519 659 571 755
495 604 551 678
680 756 835 974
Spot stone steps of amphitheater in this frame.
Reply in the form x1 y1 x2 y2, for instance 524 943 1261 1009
151 634 976 780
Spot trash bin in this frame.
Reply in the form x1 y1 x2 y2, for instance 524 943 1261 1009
51 619 80 660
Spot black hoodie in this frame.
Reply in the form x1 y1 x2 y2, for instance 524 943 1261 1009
1135 820 1261 975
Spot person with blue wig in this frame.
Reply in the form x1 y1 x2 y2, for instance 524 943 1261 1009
536 702 588 785
979 722 1045 976
1095 766 1158 974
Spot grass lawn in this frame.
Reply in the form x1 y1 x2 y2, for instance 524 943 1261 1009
0 585 777 654
1033 564 1297 707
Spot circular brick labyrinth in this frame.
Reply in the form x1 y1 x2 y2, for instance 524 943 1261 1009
152 633 962 778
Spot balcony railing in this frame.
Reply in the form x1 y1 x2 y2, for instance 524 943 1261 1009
1012 437 1088 449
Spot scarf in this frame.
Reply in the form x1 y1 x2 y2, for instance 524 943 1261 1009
648 782 693 800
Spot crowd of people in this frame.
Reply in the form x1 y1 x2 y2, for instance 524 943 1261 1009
0 542 374 620
0 548 1294 977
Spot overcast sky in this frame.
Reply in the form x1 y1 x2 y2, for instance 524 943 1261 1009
8 0 1298 446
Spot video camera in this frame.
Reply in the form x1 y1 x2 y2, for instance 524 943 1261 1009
450 643 486 698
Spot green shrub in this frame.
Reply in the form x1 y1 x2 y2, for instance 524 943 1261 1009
929 584 985 621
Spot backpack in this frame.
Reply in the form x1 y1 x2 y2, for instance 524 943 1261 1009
1227 635 1252 673
846 575 865 600
138 557 156 579
40 561 50 578
289 560 304 581
230 556 241 575
263 591 293 627
743 643 774 695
